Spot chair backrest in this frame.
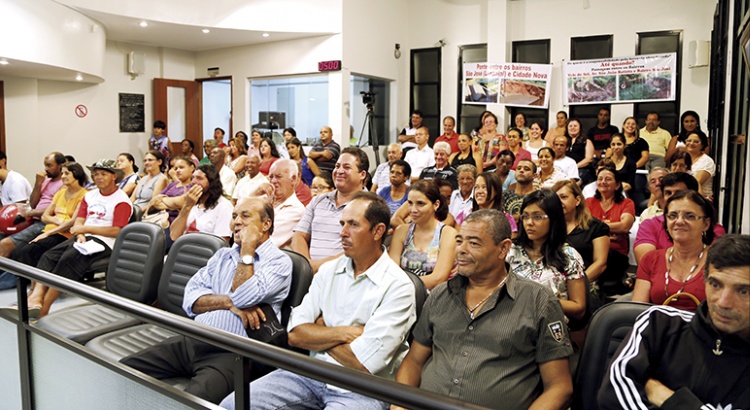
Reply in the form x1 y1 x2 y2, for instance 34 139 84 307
129 205 143 223
279 249 313 327
572 301 652 410
404 272 428 319
157 232 229 316
105 222 166 303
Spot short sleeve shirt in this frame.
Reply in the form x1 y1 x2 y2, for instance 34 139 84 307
311 141 341 173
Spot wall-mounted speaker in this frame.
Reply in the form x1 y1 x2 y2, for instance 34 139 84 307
128 51 145 75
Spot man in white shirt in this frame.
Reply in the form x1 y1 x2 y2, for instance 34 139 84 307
209 147 237 199
370 143 402 193
267 159 305 249
552 136 579 181
232 154 268 205
221 191 416 410
449 164 477 225
404 126 435 183
0 150 32 206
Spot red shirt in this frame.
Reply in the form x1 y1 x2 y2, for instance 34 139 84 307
435 133 460 154
586 197 635 256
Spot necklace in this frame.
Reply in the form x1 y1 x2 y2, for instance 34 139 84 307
664 244 706 299
467 276 508 319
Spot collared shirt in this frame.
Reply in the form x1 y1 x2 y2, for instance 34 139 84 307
413 272 573 409
435 133 460 154
288 251 416 381
372 161 392 190
271 193 306 249
639 202 663 222
640 126 672 157
404 145 435 179
449 189 473 225
506 244 584 301
293 190 346 260
420 165 458 190
183 241 292 337
232 172 269 201
534 167 568 190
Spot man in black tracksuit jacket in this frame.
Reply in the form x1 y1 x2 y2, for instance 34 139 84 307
598 234 750 410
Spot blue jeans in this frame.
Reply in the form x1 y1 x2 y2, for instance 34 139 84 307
220 369 388 410
0 271 17 290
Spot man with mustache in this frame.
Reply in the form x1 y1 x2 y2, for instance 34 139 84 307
223 192 416 410
393 209 573 409
599 234 750 410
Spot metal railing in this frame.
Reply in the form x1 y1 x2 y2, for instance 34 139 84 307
0 257 486 410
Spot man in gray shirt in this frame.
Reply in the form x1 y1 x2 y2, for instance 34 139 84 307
394 209 574 409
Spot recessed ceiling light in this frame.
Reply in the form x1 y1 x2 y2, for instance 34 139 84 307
75 74 83 81
202 28 210 34
139 21 148 27
262 33 270 38
0 59 9 65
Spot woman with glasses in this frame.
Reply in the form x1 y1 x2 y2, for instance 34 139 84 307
310 171 334 197
632 190 716 310
506 189 586 321
668 150 692 173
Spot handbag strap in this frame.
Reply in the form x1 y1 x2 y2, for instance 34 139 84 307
663 292 701 307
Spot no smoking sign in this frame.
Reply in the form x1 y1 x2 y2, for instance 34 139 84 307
75 104 88 118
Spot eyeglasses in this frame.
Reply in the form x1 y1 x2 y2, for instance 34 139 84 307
520 214 549 222
311 185 331 192
665 212 706 222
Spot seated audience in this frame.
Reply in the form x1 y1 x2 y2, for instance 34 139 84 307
495 149 516 191
435 115 460 154
503 159 536 222
607 133 637 193
419 141 458 189
544 111 568 144
640 167 670 222
180 139 200 165
209 146 237 200
310 171 334 198
116 153 140 196
553 179 609 285
258 137 280 176
23 160 132 317
248 129 262 158
286 137 319 187
634 172 725 264
122 198 291 404
598 234 750 410
227 138 249 179
434 178 454 208
169 164 232 243
523 120 547 163
130 150 168 212
534 147 567 189
665 110 704 162
640 112 672 170
0 150 32 206
449 134 482 169
222 192 416 409
566 118 595 186
267 159 306 249
586 166 635 296
144 155 194 223
551 136 579 181
507 190 586 321
472 172 517 236
394 209 574 409
199 139 217 165
377 160 410 215
448 164 476 225
476 112 504 171
292 147 368 273
232 154 268 205
505 127 531 170
632 190 716 310
1 163 87 296
685 130 715 200
404 126 435 182
307 126 340 174
389 180 457 290
371 143 402 192
668 150 692 173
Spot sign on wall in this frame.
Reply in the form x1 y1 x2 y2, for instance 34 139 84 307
119 93 145 132
463 62 552 108
563 53 677 105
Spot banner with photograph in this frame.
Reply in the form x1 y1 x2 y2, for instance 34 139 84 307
563 53 677 105
463 62 552 108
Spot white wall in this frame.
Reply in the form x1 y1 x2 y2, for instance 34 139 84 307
2 40 195 181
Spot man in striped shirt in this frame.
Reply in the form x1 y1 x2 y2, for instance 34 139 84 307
292 146 369 273
121 197 292 404
598 234 750 410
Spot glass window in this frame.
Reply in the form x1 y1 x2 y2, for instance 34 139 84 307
458 44 487 135
250 75 329 146
635 31 682 135
411 48 441 143
350 75 390 147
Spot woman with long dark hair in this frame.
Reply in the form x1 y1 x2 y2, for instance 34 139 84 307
666 110 707 161
389 180 457 290
506 189 587 320
116 153 140 196
566 118 595 185
471 172 518 236
258 137 281 176
169 163 232 243
227 138 249 179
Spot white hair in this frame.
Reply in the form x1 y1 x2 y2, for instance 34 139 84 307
433 141 451 155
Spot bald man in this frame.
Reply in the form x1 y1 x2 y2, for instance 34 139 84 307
371 143 403 193
307 126 340 174
267 159 305 249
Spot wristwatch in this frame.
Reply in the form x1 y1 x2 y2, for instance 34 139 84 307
240 254 254 265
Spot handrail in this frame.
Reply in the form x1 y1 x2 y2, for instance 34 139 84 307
0 258 487 410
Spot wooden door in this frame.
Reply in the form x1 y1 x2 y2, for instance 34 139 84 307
153 79 201 159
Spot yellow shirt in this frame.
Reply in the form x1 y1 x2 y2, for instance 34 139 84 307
639 126 672 157
43 186 87 237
